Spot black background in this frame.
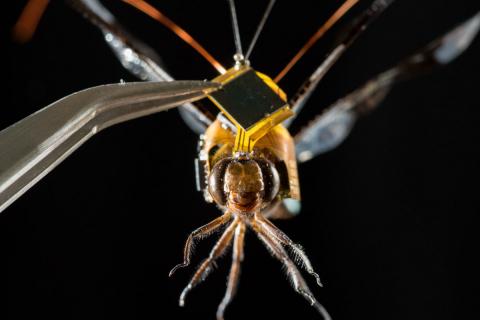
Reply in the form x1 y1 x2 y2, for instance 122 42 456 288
1 1 480 319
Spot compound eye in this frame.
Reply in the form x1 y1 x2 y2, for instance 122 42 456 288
256 159 280 202
208 158 231 205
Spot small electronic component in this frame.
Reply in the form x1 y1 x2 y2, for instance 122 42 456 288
208 66 294 152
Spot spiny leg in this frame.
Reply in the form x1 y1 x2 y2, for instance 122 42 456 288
170 211 232 276
216 222 246 320
252 223 316 306
179 218 239 307
251 220 332 320
255 212 323 287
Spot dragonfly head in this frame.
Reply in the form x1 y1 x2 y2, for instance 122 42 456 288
208 157 280 214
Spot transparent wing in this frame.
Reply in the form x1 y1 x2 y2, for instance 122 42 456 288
295 12 480 162
285 0 394 127
68 0 213 133
0 81 219 214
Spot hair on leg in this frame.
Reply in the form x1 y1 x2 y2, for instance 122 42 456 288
170 211 232 276
216 222 246 320
179 218 239 306
251 220 331 320
255 213 323 287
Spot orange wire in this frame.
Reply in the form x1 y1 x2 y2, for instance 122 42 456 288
274 0 358 82
122 0 226 74
12 0 50 43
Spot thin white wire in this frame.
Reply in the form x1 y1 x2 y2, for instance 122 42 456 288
227 0 243 55
245 0 276 60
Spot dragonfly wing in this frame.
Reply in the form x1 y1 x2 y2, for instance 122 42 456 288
285 0 395 127
69 0 213 133
295 12 480 162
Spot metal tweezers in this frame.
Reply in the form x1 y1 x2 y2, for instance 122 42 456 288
0 81 219 213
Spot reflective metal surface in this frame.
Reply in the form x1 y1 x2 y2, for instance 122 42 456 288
0 80 219 213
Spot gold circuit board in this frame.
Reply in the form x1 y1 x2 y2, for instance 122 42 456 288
208 66 294 153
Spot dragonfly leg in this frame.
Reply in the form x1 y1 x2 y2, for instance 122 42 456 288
179 218 239 306
251 218 331 320
169 211 232 276
216 222 246 320
255 213 322 286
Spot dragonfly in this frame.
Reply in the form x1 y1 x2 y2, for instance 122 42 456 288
2 0 479 319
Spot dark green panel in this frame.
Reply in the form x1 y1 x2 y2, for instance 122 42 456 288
210 70 286 129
